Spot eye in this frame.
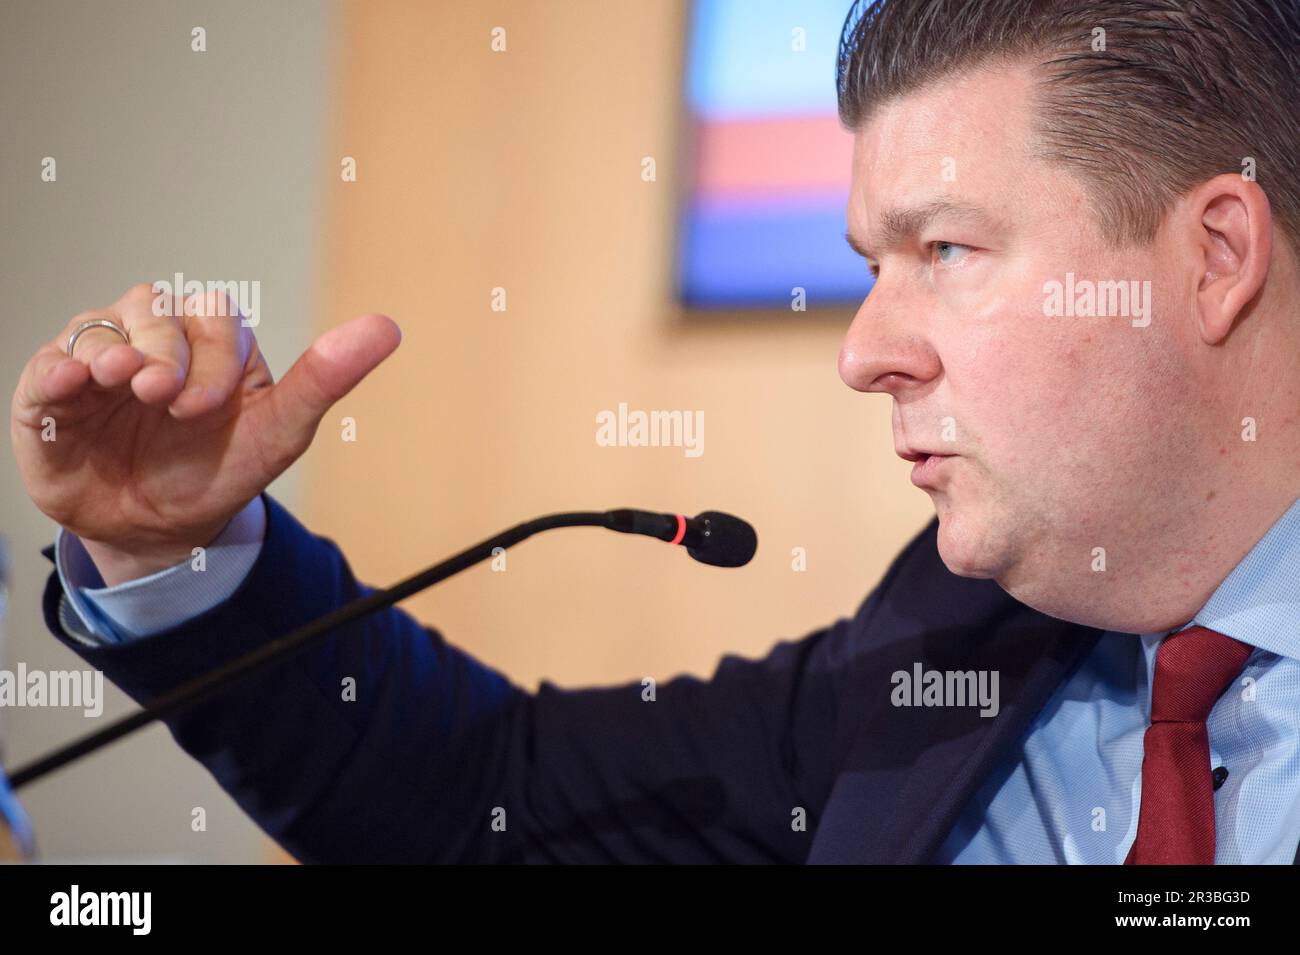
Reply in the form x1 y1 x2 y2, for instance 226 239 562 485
931 241 972 267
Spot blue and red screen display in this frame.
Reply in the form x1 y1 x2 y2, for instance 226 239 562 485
676 0 874 309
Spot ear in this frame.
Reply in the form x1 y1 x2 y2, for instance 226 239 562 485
1190 173 1272 344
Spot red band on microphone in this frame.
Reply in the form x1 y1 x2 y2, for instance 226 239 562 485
670 514 687 546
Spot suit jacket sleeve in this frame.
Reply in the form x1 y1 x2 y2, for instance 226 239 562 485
42 494 914 863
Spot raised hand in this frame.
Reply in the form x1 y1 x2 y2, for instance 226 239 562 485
10 283 400 585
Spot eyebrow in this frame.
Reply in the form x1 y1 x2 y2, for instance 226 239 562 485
845 198 1003 260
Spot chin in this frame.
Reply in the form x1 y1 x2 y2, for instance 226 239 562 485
933 504 1007 580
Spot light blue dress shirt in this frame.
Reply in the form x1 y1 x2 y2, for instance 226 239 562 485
937 496 1300 864
56 495 1300 863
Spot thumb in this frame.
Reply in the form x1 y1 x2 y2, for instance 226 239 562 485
257 313 401 462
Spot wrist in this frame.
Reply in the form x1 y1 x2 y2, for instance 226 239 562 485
79 538 203 587
66 499 264 589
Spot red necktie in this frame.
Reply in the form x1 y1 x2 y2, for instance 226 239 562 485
1125 626 1252 865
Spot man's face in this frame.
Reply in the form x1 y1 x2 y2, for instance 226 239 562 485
840 64 1201 621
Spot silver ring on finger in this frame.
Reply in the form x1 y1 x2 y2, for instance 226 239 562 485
67 319 130 357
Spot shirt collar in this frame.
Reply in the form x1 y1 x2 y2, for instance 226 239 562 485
1140 495 1300 662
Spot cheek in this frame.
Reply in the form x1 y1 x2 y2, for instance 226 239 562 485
932 240 1186 511
953 315 1167 490
956 357 1134 527
940 292 1082 467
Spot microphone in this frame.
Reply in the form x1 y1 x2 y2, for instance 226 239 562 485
605 509 757 568
9 505 757 790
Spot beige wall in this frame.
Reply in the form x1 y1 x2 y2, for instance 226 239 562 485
306 0 933 692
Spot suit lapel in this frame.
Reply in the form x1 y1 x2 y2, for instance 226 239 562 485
807 614 1102 864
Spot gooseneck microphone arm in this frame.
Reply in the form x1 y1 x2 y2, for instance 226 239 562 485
9 507 756 790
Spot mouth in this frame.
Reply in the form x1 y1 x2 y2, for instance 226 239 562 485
899 450 955 488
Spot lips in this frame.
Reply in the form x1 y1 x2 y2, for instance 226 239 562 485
901 450 954 488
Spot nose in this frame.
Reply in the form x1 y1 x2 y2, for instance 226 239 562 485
838 282 942 396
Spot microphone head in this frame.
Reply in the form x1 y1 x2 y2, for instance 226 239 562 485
687 511 757 568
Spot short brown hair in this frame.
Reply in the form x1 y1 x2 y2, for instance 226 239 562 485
836 0 1300 249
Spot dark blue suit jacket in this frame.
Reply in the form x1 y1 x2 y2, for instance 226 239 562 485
43 495 1108 863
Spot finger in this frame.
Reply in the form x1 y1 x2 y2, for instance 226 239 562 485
87 342 146 389
61 308 145 389
12 347 91 425
168 290 252 419
252 313 401 466
112 283 191 406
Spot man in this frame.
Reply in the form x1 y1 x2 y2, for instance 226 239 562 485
10 0 1300 862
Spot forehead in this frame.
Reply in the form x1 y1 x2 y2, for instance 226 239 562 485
846 64 1043 237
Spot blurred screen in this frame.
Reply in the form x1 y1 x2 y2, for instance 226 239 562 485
676 0 874 309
